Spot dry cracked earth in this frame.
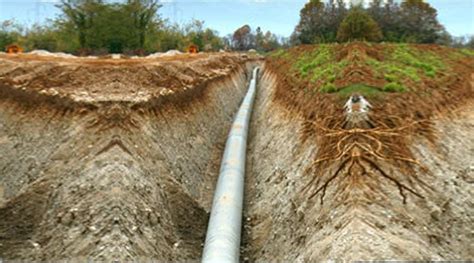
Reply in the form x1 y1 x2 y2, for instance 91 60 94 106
0 49 473 262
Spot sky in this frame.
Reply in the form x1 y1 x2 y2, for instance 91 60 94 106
0 0 473 37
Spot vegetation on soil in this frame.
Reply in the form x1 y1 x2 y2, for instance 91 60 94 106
336 84 383 97
270 42 470 96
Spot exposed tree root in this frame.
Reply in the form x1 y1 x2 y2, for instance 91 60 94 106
302 112 434 205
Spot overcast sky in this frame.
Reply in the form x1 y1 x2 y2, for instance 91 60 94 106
0 0 473 37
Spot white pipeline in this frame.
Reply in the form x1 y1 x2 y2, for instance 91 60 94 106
202 67 260 263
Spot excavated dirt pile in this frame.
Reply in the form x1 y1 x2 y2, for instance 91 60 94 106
0 52 260 261
243 43 473 261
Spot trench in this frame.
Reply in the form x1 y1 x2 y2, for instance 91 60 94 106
0 56 472 261
241 69 473 261
0 57 260 261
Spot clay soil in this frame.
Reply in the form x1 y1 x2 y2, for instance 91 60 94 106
0 52 261 261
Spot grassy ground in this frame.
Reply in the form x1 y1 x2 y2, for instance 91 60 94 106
269 42 473 97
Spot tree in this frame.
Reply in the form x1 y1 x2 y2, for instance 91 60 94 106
201 28 224 51
56 0 162 53
467 36 474 49
24 24 59 51
323 0 347 42
449 35 474 49
182 19 223 51
255 27 264 51
125 0 161 50
336 7 383 42
293 0 326 44
399 0 445 43
293 0 347 44
291 0 447 44
232 25 252 50
262 31 280 52
367 0 403 42
367 0 384 25
57 0 104 49
381 0 403 42
0 20 23 50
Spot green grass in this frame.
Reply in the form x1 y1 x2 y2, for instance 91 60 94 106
271 43 466 95
293 45 333 78
388 45 445 79
459 48 474 57
446 48 474 60
269 48 289 58
383 82 407 92
336 84 382 97
320 83 337 93
384 64 421 82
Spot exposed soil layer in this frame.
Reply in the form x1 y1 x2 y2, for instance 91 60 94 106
0 53 261 261
1 43 472 261
242 44 473 261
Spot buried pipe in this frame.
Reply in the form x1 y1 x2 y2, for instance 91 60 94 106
202 67 260 263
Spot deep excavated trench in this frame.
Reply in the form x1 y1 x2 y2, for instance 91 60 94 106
0 52 473 262
0 53 260 261
241 70 473 261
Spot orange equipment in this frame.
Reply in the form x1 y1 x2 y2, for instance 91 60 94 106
5 44 23 54
187 44 198 54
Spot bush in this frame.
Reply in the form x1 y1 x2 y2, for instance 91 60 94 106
383 82 406 92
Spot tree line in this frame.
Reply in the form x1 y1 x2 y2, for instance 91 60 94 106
0 0 231 55
1 0 472 55
0 0 286 54
292 0 473 47
229 25 289 52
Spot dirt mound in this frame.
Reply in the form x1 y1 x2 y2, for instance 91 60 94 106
0 52 256 105
0 53 261 261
